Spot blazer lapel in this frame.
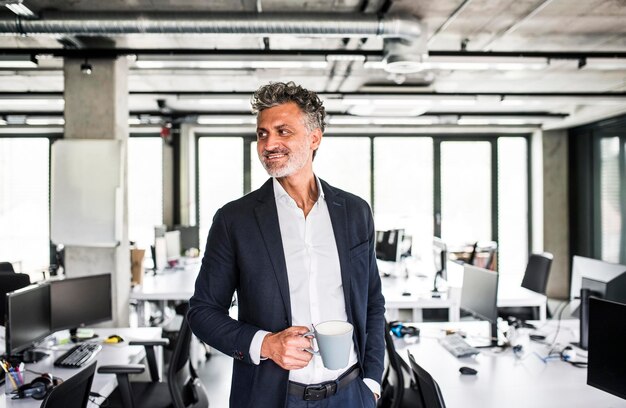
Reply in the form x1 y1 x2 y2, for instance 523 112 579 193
254 179 292 325
321 180 353 320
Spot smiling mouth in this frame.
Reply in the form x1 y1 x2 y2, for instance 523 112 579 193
264 152 287 160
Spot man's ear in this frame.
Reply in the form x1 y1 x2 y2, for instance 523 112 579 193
310 128 322 151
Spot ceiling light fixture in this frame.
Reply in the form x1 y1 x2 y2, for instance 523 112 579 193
3 0 35 17
80 58 93 75
25 117 65 126
196 116 256 125
0 54 37 68
134 55 328 70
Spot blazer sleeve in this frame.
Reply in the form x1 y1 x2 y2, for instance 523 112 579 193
188 208 260 365
362 207 386 384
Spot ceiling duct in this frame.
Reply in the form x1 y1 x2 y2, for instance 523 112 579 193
0 11 425 73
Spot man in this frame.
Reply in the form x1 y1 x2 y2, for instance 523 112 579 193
188 81 385 408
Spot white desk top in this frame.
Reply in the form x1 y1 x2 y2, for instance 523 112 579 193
130 266 200 301
0 327 162 408
398 320 626 408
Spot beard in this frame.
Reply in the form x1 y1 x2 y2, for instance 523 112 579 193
259 140 311 178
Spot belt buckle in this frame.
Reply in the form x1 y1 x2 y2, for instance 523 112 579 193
303 382 336 401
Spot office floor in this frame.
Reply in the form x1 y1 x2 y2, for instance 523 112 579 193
195 350 232 408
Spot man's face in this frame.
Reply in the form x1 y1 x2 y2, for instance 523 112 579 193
256 102 321 178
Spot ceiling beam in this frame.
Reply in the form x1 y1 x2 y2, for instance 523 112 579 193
1 48 626 59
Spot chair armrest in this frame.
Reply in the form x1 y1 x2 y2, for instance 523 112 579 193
129 339 169 347
98 365 144 408
98 364 145 375
128 340 167 382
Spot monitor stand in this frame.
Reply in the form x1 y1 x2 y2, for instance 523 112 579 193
3 349 49 364
431 271 443 298
469 322 505 348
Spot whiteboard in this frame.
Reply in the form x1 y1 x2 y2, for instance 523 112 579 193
51 139 122 247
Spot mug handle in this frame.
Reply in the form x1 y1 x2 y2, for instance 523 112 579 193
302 331 319 355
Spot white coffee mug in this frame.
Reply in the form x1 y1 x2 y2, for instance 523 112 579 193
304 321 353 370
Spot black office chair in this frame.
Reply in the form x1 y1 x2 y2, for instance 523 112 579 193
0 262 15 273
378 322 422 408
40 362 96 408
521 252 553 295
98 308 209 408
407 351 447 408
0 273 31 325
499 252 553 321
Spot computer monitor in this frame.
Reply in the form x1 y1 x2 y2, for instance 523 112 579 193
574 273 626 350
570 255 626 301
50 274 112 331
587 297 626 400
153 236 168 270
5 283 51 357
375 229 404 263
174 225 200 252
165 230 182 261
460 265 499 346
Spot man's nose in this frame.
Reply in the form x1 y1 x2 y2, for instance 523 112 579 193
264 132 281 150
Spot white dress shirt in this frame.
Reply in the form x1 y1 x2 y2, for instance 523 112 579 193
249 177 379 396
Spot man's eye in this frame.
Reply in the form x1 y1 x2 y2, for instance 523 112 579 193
257 132 267 139
279 129 290 135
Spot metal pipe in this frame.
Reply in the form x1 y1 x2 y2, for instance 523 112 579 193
0 12 422 40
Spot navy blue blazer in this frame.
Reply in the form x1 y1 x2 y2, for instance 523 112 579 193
188 178 385 408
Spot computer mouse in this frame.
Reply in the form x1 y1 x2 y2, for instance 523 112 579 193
459 366 478 375
105 334 124 344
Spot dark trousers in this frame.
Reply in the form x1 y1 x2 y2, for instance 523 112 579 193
286 378 377 408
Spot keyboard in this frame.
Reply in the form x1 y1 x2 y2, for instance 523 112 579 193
439 334 480 358
54 343 102 368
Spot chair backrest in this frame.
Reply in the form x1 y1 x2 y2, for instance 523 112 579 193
40 361 96 408
380 322 405 408
168 305 209 408
521 252 553 294
0 273 31 325
0 262 15 273
407 351 446 408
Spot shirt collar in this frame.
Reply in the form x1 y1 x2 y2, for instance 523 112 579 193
272 176 325 203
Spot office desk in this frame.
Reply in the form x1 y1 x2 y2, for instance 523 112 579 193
130 266 199 326
398 320 626 408
381 275 461 322
0 327 162 408
131 267 199 302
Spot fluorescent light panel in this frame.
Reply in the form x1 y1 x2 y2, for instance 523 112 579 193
197 116 256 125
0 55 37 68
135 55 328 70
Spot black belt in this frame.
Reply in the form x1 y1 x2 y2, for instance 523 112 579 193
288 364 360 401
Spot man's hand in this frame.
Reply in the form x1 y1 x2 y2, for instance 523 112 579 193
260 326 314 370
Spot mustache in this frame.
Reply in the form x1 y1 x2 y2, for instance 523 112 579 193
262 148 289 157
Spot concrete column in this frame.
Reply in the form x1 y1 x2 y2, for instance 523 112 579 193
62 56 130 326
179 123 197 226
542 129 570 299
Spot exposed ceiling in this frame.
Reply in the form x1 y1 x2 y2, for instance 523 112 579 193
0 0 625 132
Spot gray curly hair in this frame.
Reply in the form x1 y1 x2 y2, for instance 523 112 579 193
251 81 326 133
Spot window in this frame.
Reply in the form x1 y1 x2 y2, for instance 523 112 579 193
440 141 492 246
374 137 433 261
0 138 50 273
199 137 244 252
314 137 371 204
599 137 621 263
498 137 529 280
250 141 267 191
128 137 163 251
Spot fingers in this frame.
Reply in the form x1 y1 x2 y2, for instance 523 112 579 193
261 326 316 370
